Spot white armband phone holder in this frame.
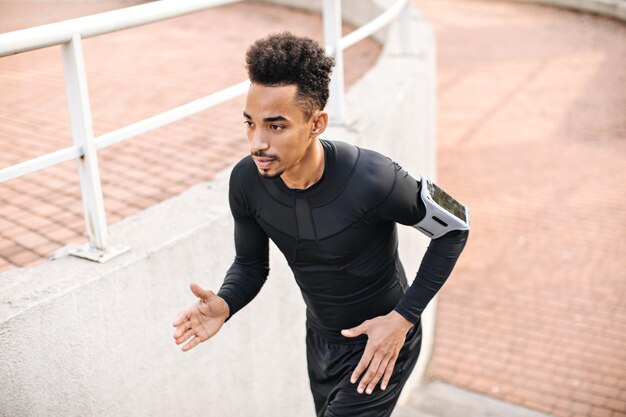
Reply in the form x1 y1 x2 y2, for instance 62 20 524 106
412 177 470 239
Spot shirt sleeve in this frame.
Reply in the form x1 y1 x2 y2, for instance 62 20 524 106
216 172 270 321
374 163 470 325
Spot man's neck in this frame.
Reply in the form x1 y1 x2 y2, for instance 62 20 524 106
281 139 325 190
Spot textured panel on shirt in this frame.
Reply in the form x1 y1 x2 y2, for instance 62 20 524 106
295 198 316 240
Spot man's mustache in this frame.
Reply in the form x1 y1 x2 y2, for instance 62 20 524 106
252 151 280 161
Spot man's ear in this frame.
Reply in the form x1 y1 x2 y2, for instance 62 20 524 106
311 111 329 136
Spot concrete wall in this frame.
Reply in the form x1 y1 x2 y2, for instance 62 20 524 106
505 0 626 21
0 175 310 417
0 1 436 416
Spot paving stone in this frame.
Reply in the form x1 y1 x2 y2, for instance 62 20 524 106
590 407 614 417
32 242 62 258
607 399 626 413
7 249 40 265
11 231 50 248
39 226 80 243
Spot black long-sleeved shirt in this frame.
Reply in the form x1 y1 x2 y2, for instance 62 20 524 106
218 139 468 342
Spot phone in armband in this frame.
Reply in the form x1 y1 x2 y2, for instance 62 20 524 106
412 177 470 239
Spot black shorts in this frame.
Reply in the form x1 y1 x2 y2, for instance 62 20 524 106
306 322 422 417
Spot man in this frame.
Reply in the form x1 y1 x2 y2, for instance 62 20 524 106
172 32 469 417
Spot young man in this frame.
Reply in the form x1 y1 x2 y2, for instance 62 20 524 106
172 32 469 417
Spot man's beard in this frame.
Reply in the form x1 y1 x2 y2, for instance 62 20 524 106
252 151 282 179
258 168 284 180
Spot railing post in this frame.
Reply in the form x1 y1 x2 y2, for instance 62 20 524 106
61 34 127 262
400 0 412 54
323 0 346 126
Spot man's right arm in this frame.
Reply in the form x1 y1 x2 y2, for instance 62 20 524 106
172 170 268 351
216 175 270 321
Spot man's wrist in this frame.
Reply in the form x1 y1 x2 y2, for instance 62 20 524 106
389 309 414 332
215 294 231 321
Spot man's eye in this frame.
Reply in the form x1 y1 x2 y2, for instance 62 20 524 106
244 121 254 128
269 124 284 131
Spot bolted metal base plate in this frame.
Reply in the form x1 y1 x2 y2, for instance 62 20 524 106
68 243 130 263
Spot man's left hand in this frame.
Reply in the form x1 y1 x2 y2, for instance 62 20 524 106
341 310 413 394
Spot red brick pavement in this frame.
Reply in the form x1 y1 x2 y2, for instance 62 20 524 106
0 1 380 271
2 1 626 416
412 0 626 416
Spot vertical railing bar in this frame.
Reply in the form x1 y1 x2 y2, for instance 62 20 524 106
323 0 346 126
400 0 412 54
61 34 109 252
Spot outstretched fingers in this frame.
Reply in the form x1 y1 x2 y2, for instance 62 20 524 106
380 356 398 391
181 335 203 352
359 352 389 394
175 328 195 345
351 347 374 387
172 310 189 327
172 314 192 339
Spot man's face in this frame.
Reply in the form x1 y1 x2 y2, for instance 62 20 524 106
244 83 317 179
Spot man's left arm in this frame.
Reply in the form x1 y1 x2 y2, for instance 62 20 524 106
342 163 469 394
394 228 469 324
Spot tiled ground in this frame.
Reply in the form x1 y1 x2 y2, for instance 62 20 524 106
0 1 381 270
412 1 626 416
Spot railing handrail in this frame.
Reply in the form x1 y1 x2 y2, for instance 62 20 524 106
0 0 411 262
0 80 252 183
0 0 244 58
340 0 408 51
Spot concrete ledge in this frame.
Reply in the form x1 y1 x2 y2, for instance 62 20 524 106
394 381 553 417
0 1 436 416
504 0 626 21
0 170 312 417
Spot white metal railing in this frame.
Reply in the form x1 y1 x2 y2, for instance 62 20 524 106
0 0 411 263
0 0 244 56
324 0 411 122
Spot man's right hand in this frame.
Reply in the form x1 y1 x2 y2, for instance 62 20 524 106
172 283 230 352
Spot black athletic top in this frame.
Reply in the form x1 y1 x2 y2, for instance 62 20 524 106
217 139 468 342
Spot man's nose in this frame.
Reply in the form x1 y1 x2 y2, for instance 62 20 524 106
250 129 269 153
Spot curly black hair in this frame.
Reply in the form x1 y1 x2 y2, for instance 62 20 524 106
246 32 335 118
